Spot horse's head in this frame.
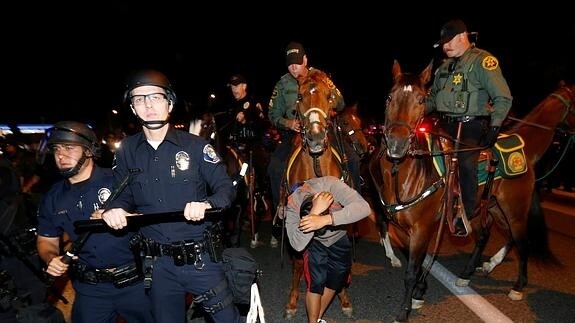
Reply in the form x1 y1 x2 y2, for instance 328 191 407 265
383 60 432 159
555 82 575 134
337 104 368 159
297 69 338 155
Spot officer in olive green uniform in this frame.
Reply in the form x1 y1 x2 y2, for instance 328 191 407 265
427 19 512 236
267 42 348 240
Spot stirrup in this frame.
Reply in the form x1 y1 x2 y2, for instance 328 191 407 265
453 215 472 237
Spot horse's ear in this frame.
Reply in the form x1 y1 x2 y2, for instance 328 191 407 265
420 60 433 85
392 59 402 81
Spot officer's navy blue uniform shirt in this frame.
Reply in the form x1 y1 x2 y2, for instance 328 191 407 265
109 127 236 243
37 166 137 295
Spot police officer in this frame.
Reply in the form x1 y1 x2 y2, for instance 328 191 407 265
101 70 241 323
227 74 271 248
36 121 153 323
426 19 512 236
267 42 360 243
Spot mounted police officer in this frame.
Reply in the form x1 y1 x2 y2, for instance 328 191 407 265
426 19 513 236
36 121 153 323
227 73 272 248
267 42 361 245
100 70 241 323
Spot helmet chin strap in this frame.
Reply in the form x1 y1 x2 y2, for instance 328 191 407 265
136 115 170 130
59 155 89 178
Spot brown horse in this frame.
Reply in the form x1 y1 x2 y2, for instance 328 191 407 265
370 60 573 322
368 60 442 322
282 69 365 318
455 81 575 294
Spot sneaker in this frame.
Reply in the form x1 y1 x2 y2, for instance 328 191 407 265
317 319 327 323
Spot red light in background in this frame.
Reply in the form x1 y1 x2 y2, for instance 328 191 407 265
417 125 428 133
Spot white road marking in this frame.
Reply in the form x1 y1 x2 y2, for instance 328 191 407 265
427 256 514 323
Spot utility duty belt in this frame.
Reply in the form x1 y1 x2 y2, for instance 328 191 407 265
72 262 142 288
442 114 489 123
129 222 225 270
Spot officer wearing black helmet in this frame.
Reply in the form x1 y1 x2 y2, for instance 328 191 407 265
101 70 240 322
36 121 153 322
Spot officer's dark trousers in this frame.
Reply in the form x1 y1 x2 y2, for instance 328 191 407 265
71 281 153 323
442 119 484 217
150 256 241 323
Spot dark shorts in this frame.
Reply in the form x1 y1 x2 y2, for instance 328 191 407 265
303 236 352 294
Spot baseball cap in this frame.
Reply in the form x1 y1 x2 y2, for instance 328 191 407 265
433 19 467 48
285 41 305 66
228 74 247 86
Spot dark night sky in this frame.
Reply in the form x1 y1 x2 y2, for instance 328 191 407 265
4 4 574 130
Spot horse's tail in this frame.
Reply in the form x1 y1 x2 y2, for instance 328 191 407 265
527 189 561 266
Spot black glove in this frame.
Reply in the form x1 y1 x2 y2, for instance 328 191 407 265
482 126 500 147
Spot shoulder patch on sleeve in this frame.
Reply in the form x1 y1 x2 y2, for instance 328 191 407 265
482 56 499 71
203 144 221 164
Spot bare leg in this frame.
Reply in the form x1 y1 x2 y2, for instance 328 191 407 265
305 287 337 323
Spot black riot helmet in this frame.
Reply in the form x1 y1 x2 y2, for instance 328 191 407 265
44 121 100 178
124 69 177 129
46 121 100 157
123 69 177 104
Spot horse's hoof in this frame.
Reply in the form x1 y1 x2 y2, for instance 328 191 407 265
270 236 278 248
455 278 470 287
390 258 402 268
508 289 523 301
411 298 425 309
481 262 494 274
284 308 297 319
341 306 353 317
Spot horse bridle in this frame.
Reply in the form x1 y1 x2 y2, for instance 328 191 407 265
382 91 426 158
551 85 575 134
336 115 366 158
296 88 331 153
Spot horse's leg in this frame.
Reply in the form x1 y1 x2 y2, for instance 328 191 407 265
285 252 304 319
411 269 428 310
479 243 512 274
507 188 549 301
336 288 353 317
395 236 429 322
509 233 528 301
456 211 495 286
379 220 402 268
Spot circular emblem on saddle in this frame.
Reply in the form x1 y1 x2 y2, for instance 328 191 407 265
507 151 526 174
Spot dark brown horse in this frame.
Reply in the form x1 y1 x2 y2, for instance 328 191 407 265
370 60 573 322
282 69 367 318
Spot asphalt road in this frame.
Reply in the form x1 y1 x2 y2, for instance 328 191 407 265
217 188 575 323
